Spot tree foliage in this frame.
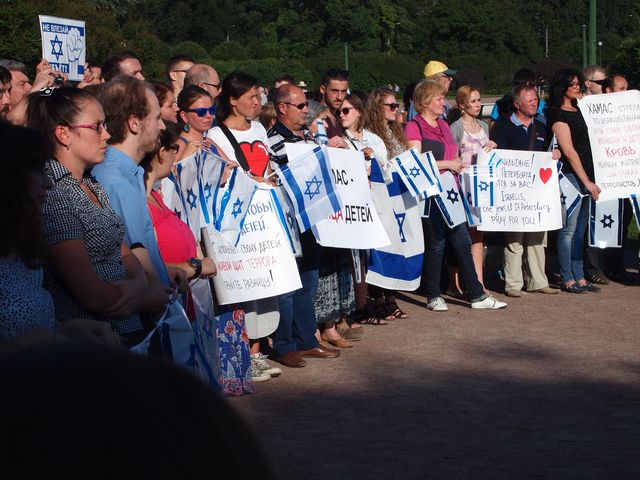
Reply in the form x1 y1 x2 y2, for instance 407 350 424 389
1 0 639 93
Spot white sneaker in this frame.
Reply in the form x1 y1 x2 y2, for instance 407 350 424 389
426 297 448 312
251 353 282 377
471 296 507 310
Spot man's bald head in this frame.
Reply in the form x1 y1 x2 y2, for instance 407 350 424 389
274 84 304 106
184 64 221 100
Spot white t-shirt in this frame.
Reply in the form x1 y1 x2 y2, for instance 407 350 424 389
207 121 272 177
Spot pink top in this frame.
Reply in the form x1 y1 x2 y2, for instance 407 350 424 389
147 190 197 263
404 115 458 163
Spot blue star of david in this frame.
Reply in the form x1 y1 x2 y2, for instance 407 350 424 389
408 166 421 178
560 193 567 206
393 209 406 243
600 214 614 229
478 181 490 192
50 35 64 61
203 183 212 201
446 188 459 204
186 188 197 209
232 198 243 218
304 176 322 200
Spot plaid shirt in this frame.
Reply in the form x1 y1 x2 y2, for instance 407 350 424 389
267 119 316 166
42 159 143 334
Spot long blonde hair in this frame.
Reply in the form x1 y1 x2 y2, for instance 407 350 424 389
364 87 407 155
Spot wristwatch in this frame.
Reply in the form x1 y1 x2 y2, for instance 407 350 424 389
187 257 202 279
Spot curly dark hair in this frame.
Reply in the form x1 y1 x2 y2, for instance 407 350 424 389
546 68 585 110
0 123 48 267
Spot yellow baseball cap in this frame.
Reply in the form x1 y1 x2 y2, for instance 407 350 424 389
423 60 457 78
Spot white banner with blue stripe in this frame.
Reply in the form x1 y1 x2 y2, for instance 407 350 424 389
589 198 624 248
365 159 424 291
433 171 467 228
279 144 342 232
391 148 441 198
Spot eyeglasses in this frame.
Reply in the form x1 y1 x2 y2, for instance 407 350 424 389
202 82 221 90
69 121 107 134
338 107 355 116
166 143 180 154
282 101 309 110
589 79 605 85
184 106 216 117
172 69 189 73
383 103 400 111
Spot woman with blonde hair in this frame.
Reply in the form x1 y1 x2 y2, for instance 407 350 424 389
405 80 506 311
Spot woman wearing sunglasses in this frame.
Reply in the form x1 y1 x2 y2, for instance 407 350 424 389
546 68 601 294
26 88 168 346
176 85 216 160
361 86 417 321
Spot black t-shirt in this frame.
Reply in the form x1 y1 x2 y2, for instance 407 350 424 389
546 107 594 182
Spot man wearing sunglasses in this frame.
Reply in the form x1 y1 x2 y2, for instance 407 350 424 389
165 55 195 98
184 64 222 101
583 65 606 96
266 83 340 367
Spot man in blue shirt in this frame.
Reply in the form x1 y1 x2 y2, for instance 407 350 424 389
491 84 560 298
92 76 187 300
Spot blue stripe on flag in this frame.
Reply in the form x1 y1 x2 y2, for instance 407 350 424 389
315 147 341 213
589 198 596 245
367 250 424 281
279 162 311 230
215 167 237 230
617 198 624 246
195 151 211 224
489 166 494 206
270 189 296 254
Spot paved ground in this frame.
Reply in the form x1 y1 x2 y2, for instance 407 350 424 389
232 259 640 480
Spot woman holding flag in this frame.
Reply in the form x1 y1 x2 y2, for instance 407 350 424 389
405 80 506 312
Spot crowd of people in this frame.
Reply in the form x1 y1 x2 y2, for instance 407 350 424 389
0 51 637 396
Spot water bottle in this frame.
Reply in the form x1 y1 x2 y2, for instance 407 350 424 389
315 118 328 145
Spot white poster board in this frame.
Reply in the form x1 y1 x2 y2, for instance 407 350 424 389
578 90 640 201
203 189 301 305
476 149 562 232
285 144 390 248
39 15 86 81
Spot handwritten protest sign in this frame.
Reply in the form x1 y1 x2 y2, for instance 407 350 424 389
579 90 640 201
39 16 86 81
283 144 391 249
475 149 562 232
203 189 301 305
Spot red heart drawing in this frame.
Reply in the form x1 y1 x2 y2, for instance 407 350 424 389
239 140 270 177
539 167 552 184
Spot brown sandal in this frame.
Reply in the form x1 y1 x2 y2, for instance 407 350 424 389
321 333 353 348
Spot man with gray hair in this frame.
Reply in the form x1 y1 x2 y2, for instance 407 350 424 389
183 64 221 101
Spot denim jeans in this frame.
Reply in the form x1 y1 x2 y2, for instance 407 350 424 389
557 173 589 284
423 199 485 302
273 269 320 355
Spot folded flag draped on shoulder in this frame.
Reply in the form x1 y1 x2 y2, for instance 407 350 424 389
391 148 441 198
558 172 585 221
433 171 467 228
278 144 341 232
213 167 258 246
589 198 624 248
366 159 424 291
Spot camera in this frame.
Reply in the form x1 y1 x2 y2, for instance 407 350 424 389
54 75 64 87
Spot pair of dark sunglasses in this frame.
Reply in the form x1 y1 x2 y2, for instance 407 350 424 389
337 107 355 116
183 106 216 117
383 103 400 111
282 101 309 110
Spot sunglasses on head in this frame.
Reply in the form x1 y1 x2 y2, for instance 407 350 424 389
383 102 400 111
184 106 216 117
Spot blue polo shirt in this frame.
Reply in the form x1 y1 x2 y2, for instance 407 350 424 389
92 146 170 286
490 113 550 152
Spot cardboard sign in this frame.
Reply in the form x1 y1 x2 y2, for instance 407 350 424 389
202 189 301 305
39 15 86 81
284 145 390 249
578 90 640 201
476 149 562 232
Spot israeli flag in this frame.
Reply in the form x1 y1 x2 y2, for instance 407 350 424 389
433 171 467 228
391 148 440 198
365 158 424 291
558 172 585 221
197 147 227 229
460 165 495 207
160 153 199 230
279 144 342 232
270 186 303 257
589 198 624 248
213 168 258 246
190 278 222 390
